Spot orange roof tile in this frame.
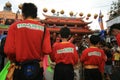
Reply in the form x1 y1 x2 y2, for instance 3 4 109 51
0 11 22 19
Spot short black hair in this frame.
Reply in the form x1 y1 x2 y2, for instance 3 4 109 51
109 23 120 34
59 27 71 38
22 3 37 19
90 35 100 45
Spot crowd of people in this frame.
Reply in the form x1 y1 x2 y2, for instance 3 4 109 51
0 2 120 80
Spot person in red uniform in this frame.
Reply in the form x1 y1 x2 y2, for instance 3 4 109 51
109 23 120 46
80 35 106 80
4 3 52 80
50 27 79 80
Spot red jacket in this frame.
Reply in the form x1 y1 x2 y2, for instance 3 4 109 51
4 20 52 62
116 33 120 46
50 42 79 65
80 47 106 72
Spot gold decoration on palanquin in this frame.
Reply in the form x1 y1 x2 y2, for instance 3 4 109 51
51 9 55 13
43 8 48 13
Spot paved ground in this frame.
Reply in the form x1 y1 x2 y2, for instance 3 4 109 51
110 67 120 80
79 66 120 80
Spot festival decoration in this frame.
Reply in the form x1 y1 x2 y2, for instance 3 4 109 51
43 8 48 13
94 14 98 19
69 11 74 16
98 11 104 30
18 4 22 9
60 10 64 14
79 12 83 17
51 9 55 13
87 13 91 17
99 14 104 18
5 1 12 7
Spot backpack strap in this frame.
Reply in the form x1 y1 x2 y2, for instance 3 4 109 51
40 26 46 60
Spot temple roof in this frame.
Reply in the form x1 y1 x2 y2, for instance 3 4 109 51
47 27 94 34
40 14 94 34
0 13 94 35
41 14 92 26
0 11 22 20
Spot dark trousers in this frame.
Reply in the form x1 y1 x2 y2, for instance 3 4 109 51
54 63 74 80
0 56 5 71
84 68 102 80
13 67 43 80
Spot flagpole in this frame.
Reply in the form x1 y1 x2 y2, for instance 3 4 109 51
98 11 104 30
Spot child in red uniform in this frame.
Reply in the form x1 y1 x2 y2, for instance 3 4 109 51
50 27 79 80
80 35 106 80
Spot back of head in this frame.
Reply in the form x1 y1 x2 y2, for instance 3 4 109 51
59 27 71 38
22 3 37 19
90 35 100 45
109 23 120 34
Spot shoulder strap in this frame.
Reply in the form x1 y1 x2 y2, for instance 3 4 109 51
41 27 46 46
40 27 46 59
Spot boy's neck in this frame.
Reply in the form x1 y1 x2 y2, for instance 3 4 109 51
90 44 98 48
61 38 68 42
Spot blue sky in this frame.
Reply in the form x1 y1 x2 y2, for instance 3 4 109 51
0 0 118 30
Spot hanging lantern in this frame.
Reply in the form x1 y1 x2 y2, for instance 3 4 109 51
6 1 12 7
60 10 64 14
94 14 98 19
79 12 83 17
51 9 55 13
69 11 74 16
18 4 23 10
87 13 91 17
43 8 48 13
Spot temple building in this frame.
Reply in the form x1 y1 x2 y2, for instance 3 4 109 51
0 1 22 25
0 2 97 49
40 13 94 45
0 2 22 34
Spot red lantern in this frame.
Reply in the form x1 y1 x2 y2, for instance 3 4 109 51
43 8 48 13
51 9 55 13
